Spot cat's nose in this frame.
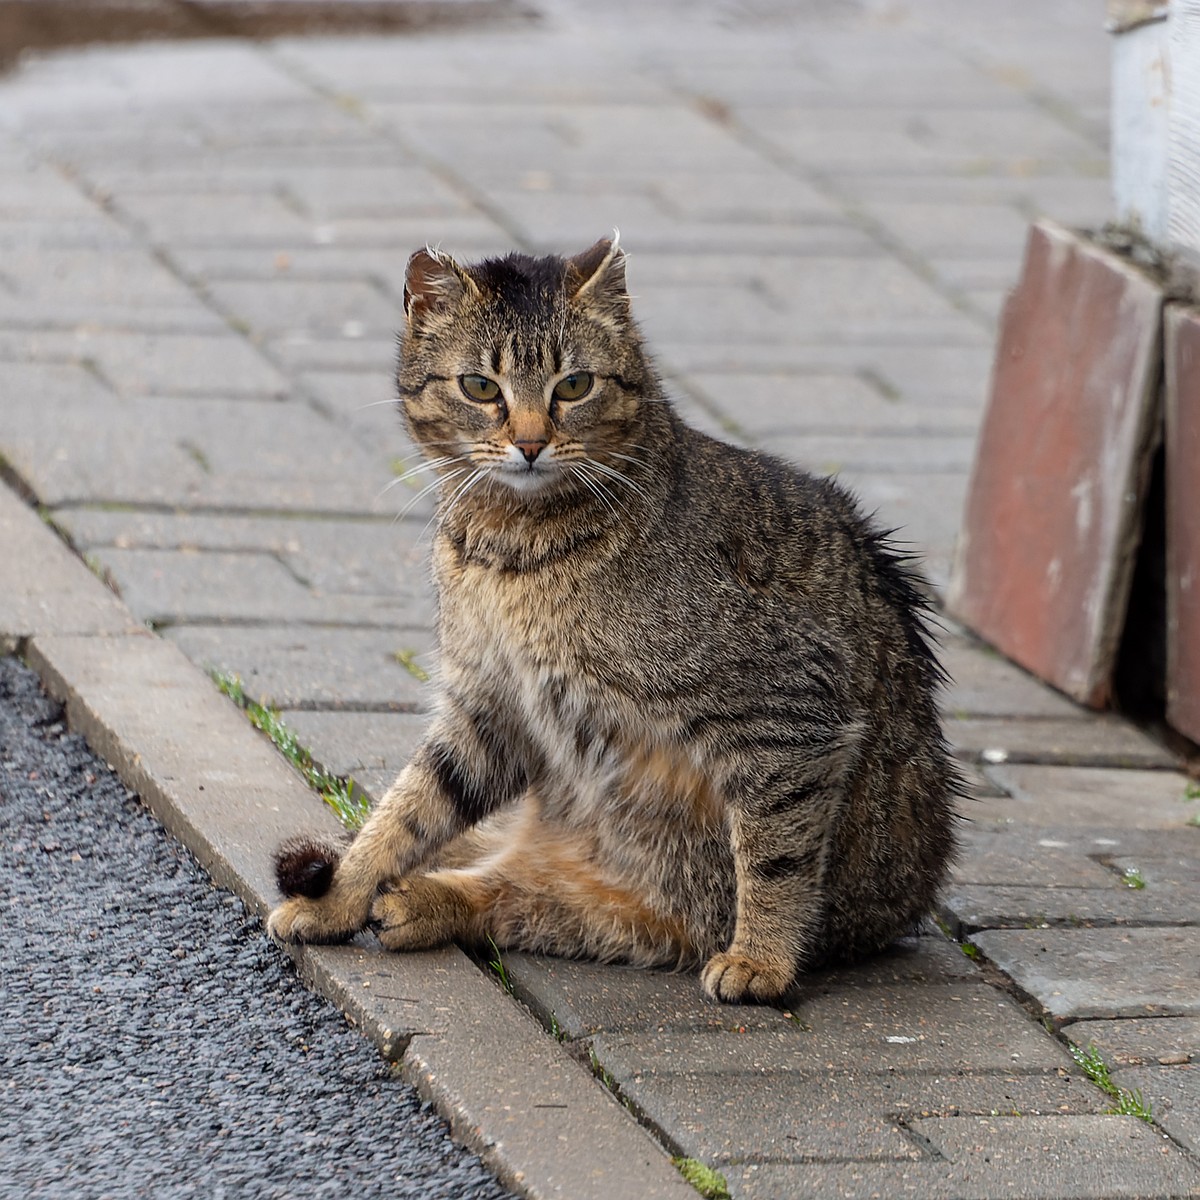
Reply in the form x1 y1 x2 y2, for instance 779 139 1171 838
514 439 547 465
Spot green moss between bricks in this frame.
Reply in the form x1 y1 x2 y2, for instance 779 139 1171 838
210 669 369 830
673 1158 731 1199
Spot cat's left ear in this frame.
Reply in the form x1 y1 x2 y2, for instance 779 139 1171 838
567 233 628 309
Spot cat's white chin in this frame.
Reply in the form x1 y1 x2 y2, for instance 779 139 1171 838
493 466 557 494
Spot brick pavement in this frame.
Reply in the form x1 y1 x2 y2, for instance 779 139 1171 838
2 1 1198 1195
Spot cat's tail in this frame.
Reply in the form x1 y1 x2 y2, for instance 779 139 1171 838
274 835 344 900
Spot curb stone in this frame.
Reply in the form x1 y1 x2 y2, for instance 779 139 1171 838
0 478 696 1200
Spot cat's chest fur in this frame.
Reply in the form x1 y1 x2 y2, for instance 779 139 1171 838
437 543 717 826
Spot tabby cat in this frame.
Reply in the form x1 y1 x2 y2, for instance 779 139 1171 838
268 236 959 1004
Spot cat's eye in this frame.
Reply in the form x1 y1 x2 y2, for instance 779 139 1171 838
552 372 594 403
459 374 501 403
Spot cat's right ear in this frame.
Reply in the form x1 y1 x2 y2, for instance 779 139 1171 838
403 248 476 325
567 234 628 310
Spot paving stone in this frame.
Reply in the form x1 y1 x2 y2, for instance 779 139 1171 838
1165 305 1200 743
597 982 1071 1078
166 623 437 711
952 827 1127 890
605 1067 1105 1170
947 221 1164 707
766 433 978 478
939 641 1086 720
91 544 436 629
729 1130 1200 1200
267 334 398 372
68 329 289 397
862 201 1033 260
204 278 401 337
975 764 1198 829
948 822 1200 931
945 880 1200 935
55 510 438 612
1062 1017 1200 1067
0 244 193 304
905 1115 1198 1200
685 370 983 438
1111 1066 1200 1158
944 715 1179 768
970 927 1200 1020
4 394 388 513
277 709 428 776
505 955 799 1041
114 191 318 245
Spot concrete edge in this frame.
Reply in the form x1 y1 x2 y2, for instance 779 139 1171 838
0 479 696 1200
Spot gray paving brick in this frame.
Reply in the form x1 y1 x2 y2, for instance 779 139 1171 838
953 827 1126 890
296 368 403 445
116 191 318 245
684 371 983 439
607 1067 1106 1169
278 709 427 777
1111 1066 1200 1158
971 927 1200 1020
54 509 437 606
89 547 324 627
944 715 1178 768
939 641 1088 720
69 329 287 397
204 278 401 336
166 623 436 711
905 1115 1199 1200
945 824 1200 930
977 765 1199 829
267 334 397 372
4 394 388 512
598 981 1071 1078
505 955 797 1041
769 432 977 476
1062 1017 1200 1067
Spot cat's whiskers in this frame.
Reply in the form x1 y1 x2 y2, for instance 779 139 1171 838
586 458 652 502
379 455 462 498
566 463 620 517
395 466 468 523
438 466 493 527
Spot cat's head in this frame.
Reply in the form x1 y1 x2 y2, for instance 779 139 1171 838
396 236 655 502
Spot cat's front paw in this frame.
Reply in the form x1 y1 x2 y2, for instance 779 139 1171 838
701 949 793 1004
267 895 360 944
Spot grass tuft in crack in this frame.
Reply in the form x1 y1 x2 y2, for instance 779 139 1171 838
1070 1043 1154 1123
672 1157 731 1200
1121 866 1146 890
484 935 514 996
393 648 431 683
210 669 369 830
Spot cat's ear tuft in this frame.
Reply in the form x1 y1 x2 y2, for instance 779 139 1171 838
403 247 476 324
567 233 628 308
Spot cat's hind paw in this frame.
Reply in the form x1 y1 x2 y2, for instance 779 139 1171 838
371 878 469 951
266 895 359 944
701 949 792 1004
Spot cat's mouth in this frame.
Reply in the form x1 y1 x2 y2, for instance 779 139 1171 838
488 443 561 493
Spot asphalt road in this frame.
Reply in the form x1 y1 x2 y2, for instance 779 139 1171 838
0 655 512 1200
